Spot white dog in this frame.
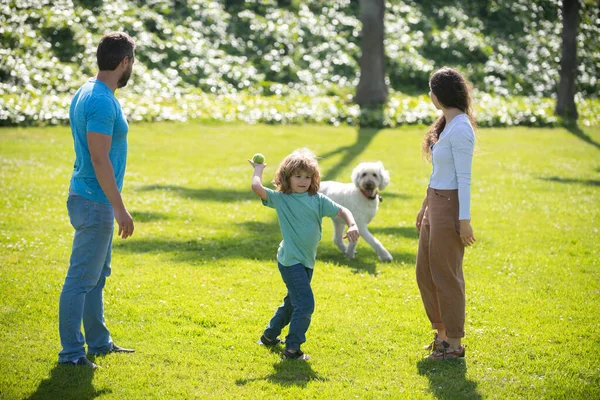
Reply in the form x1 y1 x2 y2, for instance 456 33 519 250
319 161 393 262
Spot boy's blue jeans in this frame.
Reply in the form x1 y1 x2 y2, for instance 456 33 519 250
58 195 115 362
264 262 315 351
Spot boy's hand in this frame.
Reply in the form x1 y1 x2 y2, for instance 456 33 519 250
343 223 360 242
248 160 267 170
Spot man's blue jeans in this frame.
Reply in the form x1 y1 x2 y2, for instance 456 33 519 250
264 262 315 351
58 195 115 362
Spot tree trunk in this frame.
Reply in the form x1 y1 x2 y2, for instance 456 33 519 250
555 0 579 120
355 0 387 106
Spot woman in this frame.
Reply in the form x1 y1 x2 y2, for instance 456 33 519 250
416 67 476 360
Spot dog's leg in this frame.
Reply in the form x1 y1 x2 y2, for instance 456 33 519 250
345 239 357 259
358 225 393 262
332 219 347 254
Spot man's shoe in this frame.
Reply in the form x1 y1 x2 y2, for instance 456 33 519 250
89 343 135 356
59 356 98 369
108 343 135 353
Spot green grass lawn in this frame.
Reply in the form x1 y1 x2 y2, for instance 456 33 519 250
1 122 599 399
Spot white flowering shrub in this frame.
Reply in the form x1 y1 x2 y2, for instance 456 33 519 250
0 0 598 127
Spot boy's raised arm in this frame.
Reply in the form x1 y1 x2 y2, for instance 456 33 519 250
249 160 267 201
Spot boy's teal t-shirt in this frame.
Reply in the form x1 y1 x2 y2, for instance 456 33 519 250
69 78 129 204
262 188 341 269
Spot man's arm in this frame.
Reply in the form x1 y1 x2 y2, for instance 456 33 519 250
88 131 134 239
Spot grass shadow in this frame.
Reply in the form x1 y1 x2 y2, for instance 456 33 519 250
369 226 420 240
538 176 600 187
378 192 413 201
319 246 417 274
236 359 327 388
321 105 385 181
115 211 417 269
318 250 378 275
27 364 110 400
114 220 281 263
137 184 258 202
565 122 600 151
129 210 169 222
417 358 481 400
388 251 417 265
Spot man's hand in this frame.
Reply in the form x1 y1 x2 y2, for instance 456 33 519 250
115 207 134 239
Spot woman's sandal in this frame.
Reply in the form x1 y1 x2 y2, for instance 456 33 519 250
426 341 466 360
424 332 443 351
283 349 311 360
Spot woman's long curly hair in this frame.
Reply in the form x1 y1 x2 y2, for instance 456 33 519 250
423 67 476 161
273 148 321 195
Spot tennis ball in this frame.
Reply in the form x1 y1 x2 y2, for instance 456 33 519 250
252 153 265 164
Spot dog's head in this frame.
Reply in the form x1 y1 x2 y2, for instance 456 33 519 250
351 161 390 198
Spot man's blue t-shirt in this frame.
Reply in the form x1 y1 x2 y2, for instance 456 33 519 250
262 188 341 269
69 78 128 204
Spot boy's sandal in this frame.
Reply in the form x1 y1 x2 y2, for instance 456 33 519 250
283 349 310 360
426 341 465 360
424 332 443 351
259 335 283 347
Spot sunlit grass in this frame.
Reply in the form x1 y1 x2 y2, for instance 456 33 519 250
1 123 599 399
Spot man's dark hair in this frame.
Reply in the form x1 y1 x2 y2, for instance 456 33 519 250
96 32 136 71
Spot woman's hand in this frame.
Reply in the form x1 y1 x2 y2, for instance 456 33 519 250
416 207 427 232
459 220 476 246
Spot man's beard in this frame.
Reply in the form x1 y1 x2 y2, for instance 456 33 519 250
117 68 132 88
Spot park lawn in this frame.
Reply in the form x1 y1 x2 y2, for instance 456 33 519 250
0 122 598 399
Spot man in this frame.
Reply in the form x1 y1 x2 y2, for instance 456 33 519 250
58 32 137 368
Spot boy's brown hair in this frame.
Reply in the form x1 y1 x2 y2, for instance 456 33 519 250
273 148 321 195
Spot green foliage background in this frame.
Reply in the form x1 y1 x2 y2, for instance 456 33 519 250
1 0 599 126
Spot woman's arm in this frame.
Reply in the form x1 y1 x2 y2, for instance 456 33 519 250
451 124 476 246
451 124 474 221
